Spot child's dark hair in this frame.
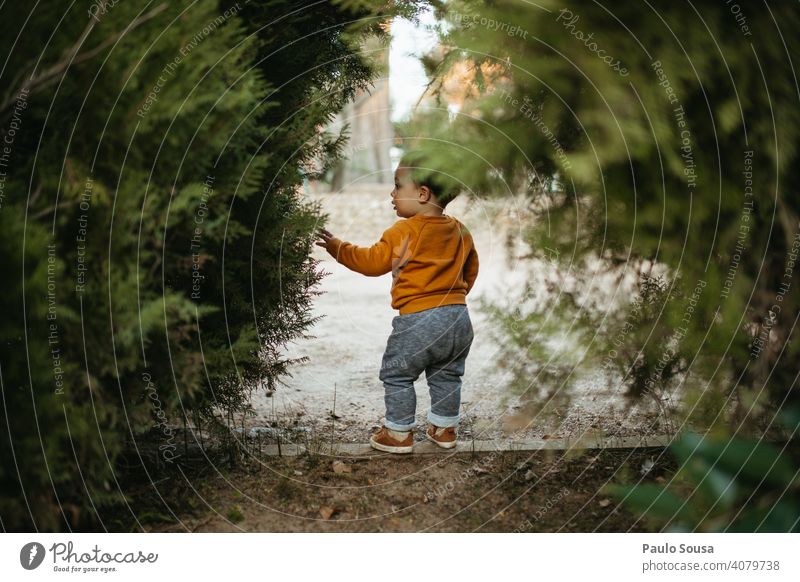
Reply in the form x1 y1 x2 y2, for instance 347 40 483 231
398 151 460 207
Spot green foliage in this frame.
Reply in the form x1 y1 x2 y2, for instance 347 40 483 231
407 1 800 531
411 0 800 430
0 0 397 530
483 261 723 435
478 269 597 422
606 409 800 532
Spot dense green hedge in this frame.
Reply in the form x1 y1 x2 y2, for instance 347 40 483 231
409 0 800 430
0 0 401 531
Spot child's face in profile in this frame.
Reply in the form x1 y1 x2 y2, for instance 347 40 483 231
392 166 434 218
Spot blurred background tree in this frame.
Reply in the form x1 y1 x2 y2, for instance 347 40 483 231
391 0 800 533
402 0 799 438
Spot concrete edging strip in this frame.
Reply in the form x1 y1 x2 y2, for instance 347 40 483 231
260 434 675 457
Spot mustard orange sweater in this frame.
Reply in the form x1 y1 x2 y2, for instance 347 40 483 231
325 215 479 314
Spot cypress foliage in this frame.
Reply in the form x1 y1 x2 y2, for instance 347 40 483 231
408 0 800 432
0 0 399 530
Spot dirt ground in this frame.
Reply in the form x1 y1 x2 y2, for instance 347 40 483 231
109 446 674 533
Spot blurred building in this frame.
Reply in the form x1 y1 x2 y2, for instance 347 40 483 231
329 36 394 189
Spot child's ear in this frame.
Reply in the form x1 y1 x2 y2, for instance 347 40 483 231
419 185 433 202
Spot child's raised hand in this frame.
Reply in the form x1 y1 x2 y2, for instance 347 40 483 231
315 227 336 250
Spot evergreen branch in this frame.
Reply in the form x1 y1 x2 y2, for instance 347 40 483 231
1 3 168 115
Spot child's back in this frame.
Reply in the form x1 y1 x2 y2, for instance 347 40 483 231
316 157 478 453
330 214 478 314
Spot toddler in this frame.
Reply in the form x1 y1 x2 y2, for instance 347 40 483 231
316 156 478 453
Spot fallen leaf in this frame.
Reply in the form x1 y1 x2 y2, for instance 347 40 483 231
598 498 612 508
293 470 303 476
524 468 537 481
332 460 352 474
319 506 336 519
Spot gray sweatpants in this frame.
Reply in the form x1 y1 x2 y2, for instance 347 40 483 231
379 304 474 431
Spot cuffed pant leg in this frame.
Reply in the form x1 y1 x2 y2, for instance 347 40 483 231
426 351 468 428
379 319 420 431
382 379 417 431
425 306 473 428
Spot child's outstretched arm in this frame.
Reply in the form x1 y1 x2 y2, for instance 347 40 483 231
316 226 403 276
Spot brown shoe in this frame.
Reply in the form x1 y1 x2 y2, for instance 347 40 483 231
426 425 457 449
370 426 414 454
